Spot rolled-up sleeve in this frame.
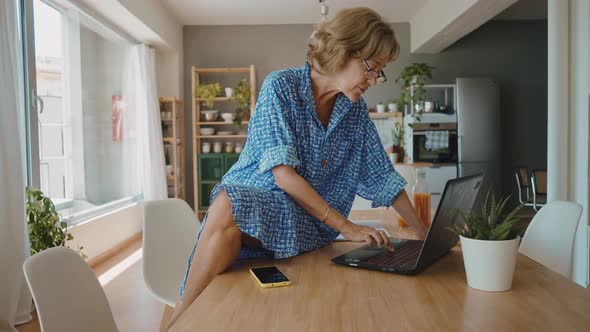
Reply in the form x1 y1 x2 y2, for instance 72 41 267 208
249 74 301 174
356 119 407 208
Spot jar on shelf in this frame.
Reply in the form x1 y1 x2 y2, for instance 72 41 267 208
235 143 243 153
213 141 222 153
224 142 234 153
201 142 211 154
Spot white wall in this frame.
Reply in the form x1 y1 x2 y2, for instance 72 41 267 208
116 0 184 98
67 203 142 261
547 0 589 287
70 0 183 260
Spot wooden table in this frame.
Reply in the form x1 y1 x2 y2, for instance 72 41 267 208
170 217 590 332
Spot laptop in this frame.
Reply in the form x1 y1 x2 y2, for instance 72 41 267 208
332 173 484 275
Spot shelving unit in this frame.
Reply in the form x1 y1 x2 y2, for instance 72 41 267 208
192 65 256 219
159 97 185 199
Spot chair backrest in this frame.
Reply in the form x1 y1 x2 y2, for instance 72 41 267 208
531 169 547 195
142 199 201 307
514 166 531 202
519 200 583 279
23 247 118 332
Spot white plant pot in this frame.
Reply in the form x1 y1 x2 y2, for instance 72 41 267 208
459 235 520 292
166 165 173 176
388 103 398 112
225 87 233 98
376 104 386 113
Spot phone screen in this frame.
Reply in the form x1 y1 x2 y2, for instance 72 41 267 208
251 266 290 284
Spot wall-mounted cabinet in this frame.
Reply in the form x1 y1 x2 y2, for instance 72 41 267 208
197 153 240 209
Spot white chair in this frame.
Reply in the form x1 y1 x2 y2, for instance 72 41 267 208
519 200 583 279
142 198 201 307
23 247 118 332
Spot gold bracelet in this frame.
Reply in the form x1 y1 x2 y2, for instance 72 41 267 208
321 206 331 223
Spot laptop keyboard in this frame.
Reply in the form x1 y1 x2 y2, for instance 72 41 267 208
365 240 424 268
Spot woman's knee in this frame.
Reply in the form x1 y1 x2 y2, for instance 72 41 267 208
208 189 238 232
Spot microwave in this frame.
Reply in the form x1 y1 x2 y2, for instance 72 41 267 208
412 123 458 163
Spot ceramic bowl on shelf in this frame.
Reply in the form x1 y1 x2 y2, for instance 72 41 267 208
200 127 215 135
220 113 234 123
217 130 233 136
202 110 218 121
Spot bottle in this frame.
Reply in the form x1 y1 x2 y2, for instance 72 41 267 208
413 168 431 227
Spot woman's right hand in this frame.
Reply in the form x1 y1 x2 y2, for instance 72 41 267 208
339 222 394 251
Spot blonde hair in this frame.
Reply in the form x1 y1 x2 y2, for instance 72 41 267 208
307 7 400 75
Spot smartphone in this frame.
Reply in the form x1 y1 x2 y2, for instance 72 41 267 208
249 266 292 288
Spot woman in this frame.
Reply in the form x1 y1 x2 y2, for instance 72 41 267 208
166 7 428 329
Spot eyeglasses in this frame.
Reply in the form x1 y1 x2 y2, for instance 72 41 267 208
357 51 387 84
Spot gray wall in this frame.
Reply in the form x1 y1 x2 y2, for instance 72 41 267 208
183 20 547 208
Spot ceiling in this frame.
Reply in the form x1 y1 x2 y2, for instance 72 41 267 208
159 0 430 25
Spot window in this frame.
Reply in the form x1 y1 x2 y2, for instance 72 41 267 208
32 0 140 224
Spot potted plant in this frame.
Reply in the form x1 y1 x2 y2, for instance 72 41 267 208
233 79 251 125
394 63 435 121
196 83 221 108
26 187 85 258
449 189 525 292
392 122 405 163
376 101 386 113
387 99 398 113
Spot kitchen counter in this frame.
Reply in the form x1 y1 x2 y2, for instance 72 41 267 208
393 162 434 168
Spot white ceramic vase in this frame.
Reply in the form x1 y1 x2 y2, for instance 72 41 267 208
459 235 520 292
376 104 386 113
388 103 398 112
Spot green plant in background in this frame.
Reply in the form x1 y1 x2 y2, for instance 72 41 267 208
395 63 435 121
196 82 221 108
449 188 526 241
392 122 405 162
233 79 251 125
26 187 86 258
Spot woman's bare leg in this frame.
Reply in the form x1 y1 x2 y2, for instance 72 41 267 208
165 189 242 330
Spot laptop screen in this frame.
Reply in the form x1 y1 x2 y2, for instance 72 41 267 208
416 174 484 268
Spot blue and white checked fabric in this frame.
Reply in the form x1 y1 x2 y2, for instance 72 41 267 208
424 130 449 151
179 62 406 301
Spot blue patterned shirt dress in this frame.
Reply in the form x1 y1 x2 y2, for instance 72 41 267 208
179 62 406 300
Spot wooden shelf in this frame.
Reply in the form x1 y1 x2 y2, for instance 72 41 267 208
197 135 247 139
160 96 186 200
159 97 183 104
193 67 251 73
369 112 403 119
197 121 249 125
195 97 234 102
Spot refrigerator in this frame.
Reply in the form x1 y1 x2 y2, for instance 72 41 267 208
456 78 501 190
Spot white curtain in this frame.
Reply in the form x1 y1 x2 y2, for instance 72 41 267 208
0 0 33 330
122 44 167 200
